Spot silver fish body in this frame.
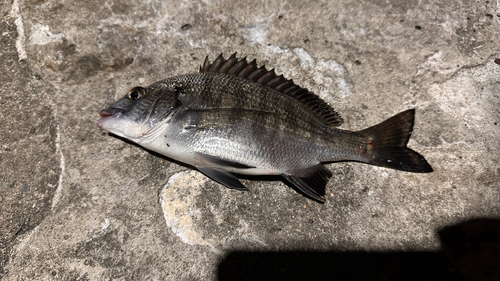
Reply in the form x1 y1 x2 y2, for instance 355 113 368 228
98 53 432 202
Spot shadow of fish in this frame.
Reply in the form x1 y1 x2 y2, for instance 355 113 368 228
98 53 433 203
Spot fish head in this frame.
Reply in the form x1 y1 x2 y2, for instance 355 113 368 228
98 82 181 143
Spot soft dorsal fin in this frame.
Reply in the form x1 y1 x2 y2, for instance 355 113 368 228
200 53 343 127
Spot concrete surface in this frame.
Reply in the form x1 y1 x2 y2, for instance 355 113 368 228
1 0 499 280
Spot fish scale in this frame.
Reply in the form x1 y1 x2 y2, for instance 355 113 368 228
98 53 433 203
178 109 323 171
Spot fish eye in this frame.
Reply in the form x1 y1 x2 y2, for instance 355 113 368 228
129 90 140 100
128 87 145 100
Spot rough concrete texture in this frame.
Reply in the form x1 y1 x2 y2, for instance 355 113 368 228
1 0 499 280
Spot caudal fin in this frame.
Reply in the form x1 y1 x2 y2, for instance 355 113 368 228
358 109 433 173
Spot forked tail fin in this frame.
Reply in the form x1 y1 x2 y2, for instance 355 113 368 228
358 109 433 173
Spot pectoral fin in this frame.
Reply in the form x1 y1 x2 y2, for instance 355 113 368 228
198 167 248 191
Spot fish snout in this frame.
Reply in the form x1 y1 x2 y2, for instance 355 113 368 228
98 108 124 130
99 107 123 118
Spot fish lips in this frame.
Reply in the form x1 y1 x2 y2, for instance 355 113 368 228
97 107 124 130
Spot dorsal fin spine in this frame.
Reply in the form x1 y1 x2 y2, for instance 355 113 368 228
257 71 276 84
218 53 238 73
266 75 286 88
208 54 225 72
275 80 294 92
283 85 300 94
202 56 210 72
247 66 267 81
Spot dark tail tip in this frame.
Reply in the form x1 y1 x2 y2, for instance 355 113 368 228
359 109 433 173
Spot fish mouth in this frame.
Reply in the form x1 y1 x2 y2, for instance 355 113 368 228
97 107 124 129
99 107 124 118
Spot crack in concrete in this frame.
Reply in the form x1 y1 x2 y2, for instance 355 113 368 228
51 124 65 210
435 53 500 86
413 53 500 109
10 0 27 61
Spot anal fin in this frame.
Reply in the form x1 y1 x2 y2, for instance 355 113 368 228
198 167 248 191
282 165 332 203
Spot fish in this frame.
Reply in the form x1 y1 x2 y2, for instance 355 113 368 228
98 53 433 203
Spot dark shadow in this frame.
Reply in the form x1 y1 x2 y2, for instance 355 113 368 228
217 218 500 281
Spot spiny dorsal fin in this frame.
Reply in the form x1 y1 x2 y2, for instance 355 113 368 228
200 53 344 127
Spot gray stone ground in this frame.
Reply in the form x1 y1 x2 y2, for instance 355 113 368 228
1 0 499 280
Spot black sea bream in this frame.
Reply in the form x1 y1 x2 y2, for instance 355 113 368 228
98 53 433 203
